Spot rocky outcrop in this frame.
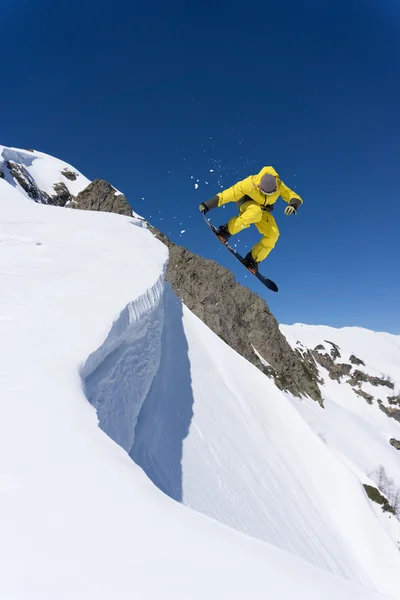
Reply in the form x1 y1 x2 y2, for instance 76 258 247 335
325 340 341 360
347 370 395 390
311 348 352 382
75 179 132 216
378 401 400 423
390 438 400 451
388 394 400 406
349 354 365 366
52 182 74 207
6 160 44 202
2 160 73 206
61 168 78 181
295 348 324 387
150 227 322 404
353 388 374 404
363 484 395 514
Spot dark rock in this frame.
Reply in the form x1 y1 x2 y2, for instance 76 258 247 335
363 484 395 514
295 348 325 386
150 227 323 404
324 340 341 360
314 344 325 352
347 370 395 390
75 179 132 216
311 350 352 381
388 394 400 406
0 167 4 179
51 182 73 207
353 388 374 404
61 168 78 181
349 354 365 366
6 160 44 202
378 401 400 423
390 438 400 451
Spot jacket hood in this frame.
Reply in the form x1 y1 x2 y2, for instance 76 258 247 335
253 166 279 185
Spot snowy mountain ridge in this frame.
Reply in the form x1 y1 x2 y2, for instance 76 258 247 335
1 145 400 599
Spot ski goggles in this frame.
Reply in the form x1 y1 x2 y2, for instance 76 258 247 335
259 185 277 195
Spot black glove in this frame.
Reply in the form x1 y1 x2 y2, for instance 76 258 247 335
199 195 219 214
284 198 301 216
284 205 297 216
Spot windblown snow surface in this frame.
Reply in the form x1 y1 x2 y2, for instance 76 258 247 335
0 148 399 599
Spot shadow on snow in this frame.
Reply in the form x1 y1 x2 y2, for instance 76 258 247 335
131 285 194 503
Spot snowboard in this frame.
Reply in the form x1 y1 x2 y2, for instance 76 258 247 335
203 214 278 292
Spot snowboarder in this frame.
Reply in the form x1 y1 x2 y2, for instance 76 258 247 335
199 166 302 273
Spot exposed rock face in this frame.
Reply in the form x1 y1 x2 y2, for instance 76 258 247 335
388 394 400 406
75 179 132 216
353 388 374 404
390 438 400 451
2 159 73 206
349 354 365 366
378 402 400 423
363 484 395 514
151 227 322 404
6 160 44 202
61 168 78 181
52 182 74 207
311 348 352 381
347 370 395 390
324 340 341 360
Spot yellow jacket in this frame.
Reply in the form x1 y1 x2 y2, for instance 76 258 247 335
217 166 303 208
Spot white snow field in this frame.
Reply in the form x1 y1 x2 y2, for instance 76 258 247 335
281 324 400 549
0 145 91 198
281 325 400 487
0 148 399 599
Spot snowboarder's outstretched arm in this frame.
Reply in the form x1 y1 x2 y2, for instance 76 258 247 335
199 195 220 214
217 176 254 206
199 176 254 213
279 181 303 215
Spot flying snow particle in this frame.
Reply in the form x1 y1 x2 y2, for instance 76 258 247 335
210 169 214 173
180 229 186 234
195 183 199 189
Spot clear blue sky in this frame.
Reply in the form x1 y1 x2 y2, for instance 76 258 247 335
2 0 399 333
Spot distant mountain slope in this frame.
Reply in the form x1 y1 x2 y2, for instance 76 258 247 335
282 323 400 549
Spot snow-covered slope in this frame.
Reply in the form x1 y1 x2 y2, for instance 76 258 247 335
0 145 90 200
129 296 400 598
281 324 400 548
1 146 399 599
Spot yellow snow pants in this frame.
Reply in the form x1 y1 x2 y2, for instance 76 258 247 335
227 200 280 262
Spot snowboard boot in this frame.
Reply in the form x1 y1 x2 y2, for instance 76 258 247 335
216 223 231 243
243 251 259 274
